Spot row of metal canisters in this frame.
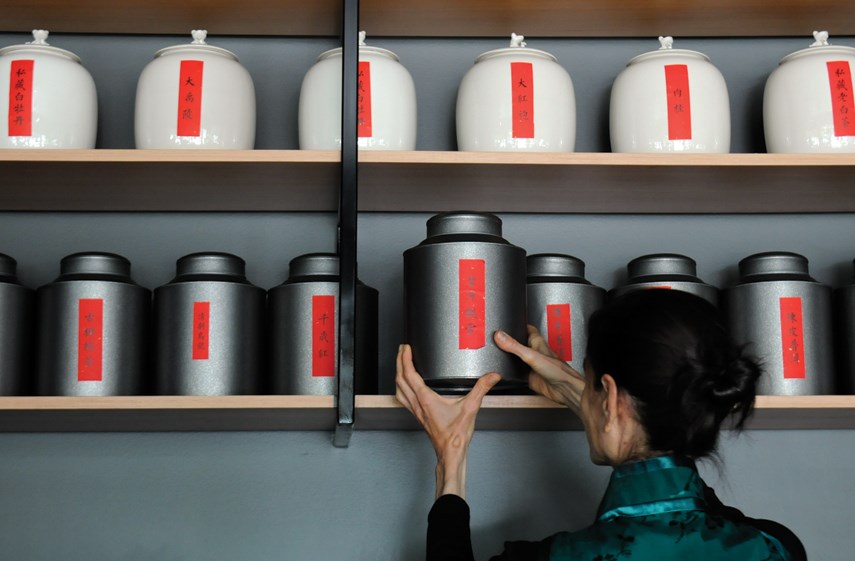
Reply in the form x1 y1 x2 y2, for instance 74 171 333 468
404 211 851 396
0 251 378 396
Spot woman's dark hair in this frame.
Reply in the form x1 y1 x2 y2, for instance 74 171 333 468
585 289 762 459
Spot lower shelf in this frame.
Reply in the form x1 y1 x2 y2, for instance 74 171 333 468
0 395 853 432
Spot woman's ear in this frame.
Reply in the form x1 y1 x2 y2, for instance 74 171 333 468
600 373 620 432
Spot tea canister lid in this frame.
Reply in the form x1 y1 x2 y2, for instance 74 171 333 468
426 211 504 239
0 253 18 280
59 252 132 279
289 253 339 278
627 253 700 281
154 30 239 62
626 36 711 66
778 31 855 65
474 33 557 64
316 31 400 63
738 251 812 280
0 30 81 63
527 253 586 279
175 252 246 279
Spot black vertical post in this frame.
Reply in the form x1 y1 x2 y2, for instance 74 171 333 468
334 0 359 448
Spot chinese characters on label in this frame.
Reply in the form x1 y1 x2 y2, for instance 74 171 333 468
358 61 373 138
192 301 210 360
664 64 692 140
8 60 34 137
826 61 855 137
177 60 204 137
511 62 535 139
458 259 486 350
546 304 573 362
779 297 806 379
312 295 336 377
78 298 103 382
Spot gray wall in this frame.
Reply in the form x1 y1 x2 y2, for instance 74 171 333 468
0 31 853 560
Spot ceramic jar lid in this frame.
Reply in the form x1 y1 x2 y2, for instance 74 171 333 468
316 31 400 62
474 33 558 63
777 31 855 64
0 30 81 63
153 30 239 61
626 36 711 65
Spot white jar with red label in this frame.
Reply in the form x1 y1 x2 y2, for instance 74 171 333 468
456 34 575 152
764 31 855 153
610 37 730 153
135 30 256 149
299 32 416 150
0 30 97 148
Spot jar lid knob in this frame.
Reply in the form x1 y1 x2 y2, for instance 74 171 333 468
358 30 367 46
29 29 50 45
191 29 208 44
510 33 526 48
810 30 830 47
658 36 674 50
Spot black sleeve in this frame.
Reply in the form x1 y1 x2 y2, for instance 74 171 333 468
703 485 807 561
426 494 552 561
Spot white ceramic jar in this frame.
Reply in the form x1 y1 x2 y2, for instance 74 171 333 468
610 37 730 153
0 30 97 149
764 31 855 153
135 30 256 149
456 34 575 152
299 32 416 150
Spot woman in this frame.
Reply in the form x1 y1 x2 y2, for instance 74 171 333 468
396 289 806 561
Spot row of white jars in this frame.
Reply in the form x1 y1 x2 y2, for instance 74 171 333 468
3 30 855 152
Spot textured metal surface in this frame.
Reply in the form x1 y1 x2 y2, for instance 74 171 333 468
838 283 855 394
36 253 150 396
405 213 528 392
0 254 34 395
726 253 834 396
526 254 604 374
610 253 719 306
269 254 378 396
154 253 265 396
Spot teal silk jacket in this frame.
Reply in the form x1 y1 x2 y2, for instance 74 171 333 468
546 455 791 561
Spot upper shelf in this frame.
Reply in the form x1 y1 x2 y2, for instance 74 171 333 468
2 150 854 213
2 0 853 37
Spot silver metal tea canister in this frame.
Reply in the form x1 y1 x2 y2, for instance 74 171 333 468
834 259 855 394
155 253 265 395
610 253 719 306
36 252 150 396
0 254 34 395
726 252 835 395
269 253 379 395
404 212 528 393
526 254 605 374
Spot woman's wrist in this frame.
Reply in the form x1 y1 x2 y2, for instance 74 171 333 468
436 456 467 500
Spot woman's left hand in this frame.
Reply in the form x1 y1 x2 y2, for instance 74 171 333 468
395 344 501 500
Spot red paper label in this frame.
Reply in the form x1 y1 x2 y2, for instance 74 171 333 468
78 299 103 382
192 301 210 360
664 64 692 140
546 304 573 362
779 297 806 379
459 259 486 349
358 61 373 138
8 59 34 136
646 285 673 290
511 62 535 138
177 60 204 136
312 295 336 377
827 61 855 137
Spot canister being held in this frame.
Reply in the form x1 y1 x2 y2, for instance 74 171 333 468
0 254 34 395
269 253 378 395
155 253 265 395
135 30 256 149
610 36 730 153
456 33 576 152
834 260 855 394
527 254 605 375
610 253 718 306
726 252 835 395
404 212 528 393
299 31 416 150
0 30 98 148
764 31 855 153
36 252 150 396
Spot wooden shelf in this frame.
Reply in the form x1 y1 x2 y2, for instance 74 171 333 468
0 394 852 432
2 150 854 213
2 0 852 37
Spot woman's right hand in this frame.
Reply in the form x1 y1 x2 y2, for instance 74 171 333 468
494 326 586 415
